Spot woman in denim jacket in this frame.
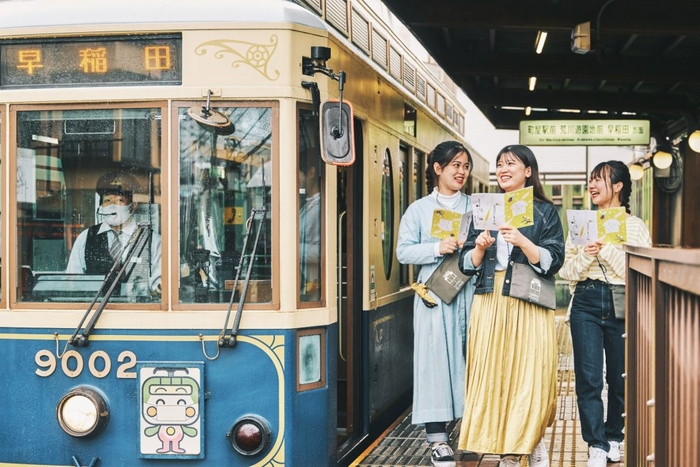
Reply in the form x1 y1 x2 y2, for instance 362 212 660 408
457 145 564 467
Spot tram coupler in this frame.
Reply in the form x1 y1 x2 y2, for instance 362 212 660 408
219 334 238 348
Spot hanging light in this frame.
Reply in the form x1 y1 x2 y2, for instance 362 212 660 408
535 31 548 54
629 163 645 181
528 76 537 91
688 130 700 152
652 149 673 169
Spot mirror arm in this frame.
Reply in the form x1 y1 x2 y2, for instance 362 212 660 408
301 81 320 116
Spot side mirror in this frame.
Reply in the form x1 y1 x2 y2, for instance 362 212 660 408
320 99 355 166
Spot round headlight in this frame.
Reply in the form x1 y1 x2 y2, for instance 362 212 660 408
227 415 271 456
57 387 108 437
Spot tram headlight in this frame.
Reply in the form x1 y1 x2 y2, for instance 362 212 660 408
57 387 109 437
227 415 271 456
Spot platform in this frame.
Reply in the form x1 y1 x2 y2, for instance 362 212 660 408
351 317 624 466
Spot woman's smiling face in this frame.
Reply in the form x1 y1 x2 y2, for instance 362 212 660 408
495 151 530 192
588 168 622 209
434 151 470 194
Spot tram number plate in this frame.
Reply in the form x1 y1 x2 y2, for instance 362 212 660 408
35 349 137 379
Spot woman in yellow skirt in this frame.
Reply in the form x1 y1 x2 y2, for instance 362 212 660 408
457 145 565 467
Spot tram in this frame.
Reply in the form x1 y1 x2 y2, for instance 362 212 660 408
0 0 489 465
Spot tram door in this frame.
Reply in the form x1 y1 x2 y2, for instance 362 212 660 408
336 118 363 452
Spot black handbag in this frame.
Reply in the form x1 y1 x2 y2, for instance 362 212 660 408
424 252 469 304
508 262 557 310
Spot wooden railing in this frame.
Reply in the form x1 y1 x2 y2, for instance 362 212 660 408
625 246 700 467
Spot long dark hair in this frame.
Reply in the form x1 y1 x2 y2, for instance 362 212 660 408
496 144 551 203
425 140 473 193
590 160 632 214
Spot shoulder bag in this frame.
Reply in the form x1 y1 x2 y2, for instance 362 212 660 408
597 257 625 319
509 262 557 310
424 251 469 304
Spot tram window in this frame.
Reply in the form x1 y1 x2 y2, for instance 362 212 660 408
16 108 162 303
0 111 2 298
398 147 409 287
412 150 425 282
178 106 272 304
381 149 394 280
298 108 323 304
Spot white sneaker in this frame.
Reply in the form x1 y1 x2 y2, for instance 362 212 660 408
587 446 608 467
608 440 621 462
528 438 549 467
498 455 521 467
429 442 456 467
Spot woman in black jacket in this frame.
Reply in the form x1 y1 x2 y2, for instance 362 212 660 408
457 145 565 467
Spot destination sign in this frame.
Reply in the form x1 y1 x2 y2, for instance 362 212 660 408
0 34 181 88
519 119 650 146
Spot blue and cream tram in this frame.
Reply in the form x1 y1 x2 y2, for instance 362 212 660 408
0 0 489 465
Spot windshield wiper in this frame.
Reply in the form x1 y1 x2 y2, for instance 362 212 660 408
69 225 151 347
219 207 267 348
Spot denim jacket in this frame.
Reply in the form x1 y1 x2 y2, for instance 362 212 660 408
458 200 565 296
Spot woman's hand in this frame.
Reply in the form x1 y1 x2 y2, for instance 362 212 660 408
439 235 460 255
499 225 524 247
475 230 496 251
583 240 604 257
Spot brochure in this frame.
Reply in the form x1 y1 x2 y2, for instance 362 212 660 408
472 186 534 230
567 206 627 245
430 209 473 242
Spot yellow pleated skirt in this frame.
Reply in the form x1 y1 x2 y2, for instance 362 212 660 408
458 270 557 455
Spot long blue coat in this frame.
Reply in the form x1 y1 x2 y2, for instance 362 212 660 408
396 192 476 425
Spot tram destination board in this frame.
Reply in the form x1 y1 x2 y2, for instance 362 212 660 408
0 34 181 88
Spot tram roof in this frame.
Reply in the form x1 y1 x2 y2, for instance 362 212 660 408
380 0 700 138
0 0 325 32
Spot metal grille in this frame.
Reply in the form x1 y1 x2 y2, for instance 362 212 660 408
389 46 401 80
371 29 387 70
403 61 415 92
416 75 426 101
351 8 370 55
325 0 348 36
426 84 436 109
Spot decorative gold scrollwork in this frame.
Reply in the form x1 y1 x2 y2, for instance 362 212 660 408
195 35 280 81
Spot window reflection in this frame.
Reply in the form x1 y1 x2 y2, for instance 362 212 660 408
16 108 162 302
178 106 272 304
298 109 322 303
381 149 394 279
0 112 2 297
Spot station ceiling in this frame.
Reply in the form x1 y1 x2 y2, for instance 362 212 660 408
379 0 700 139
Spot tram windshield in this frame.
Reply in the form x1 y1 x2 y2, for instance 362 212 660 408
16 107 162 302
177 105 272 304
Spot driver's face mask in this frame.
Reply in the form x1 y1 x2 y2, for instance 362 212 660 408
101 204 133 227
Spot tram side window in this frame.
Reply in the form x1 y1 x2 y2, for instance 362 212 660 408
178 106 272 304
0 112 2 297
16 108 163 303
298 108 322 304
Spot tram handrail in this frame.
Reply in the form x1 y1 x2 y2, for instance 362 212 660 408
338 210 346 363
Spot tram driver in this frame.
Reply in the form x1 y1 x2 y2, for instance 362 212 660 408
66 171 162 298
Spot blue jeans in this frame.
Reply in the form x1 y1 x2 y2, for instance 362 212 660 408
569 279 625 451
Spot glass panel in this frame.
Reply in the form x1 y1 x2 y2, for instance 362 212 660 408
381 148 394 279
16 108 162 302
412 150 424 282
298 108 322 303
178 106 272 304
398 146 409 287
0 111 2 298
